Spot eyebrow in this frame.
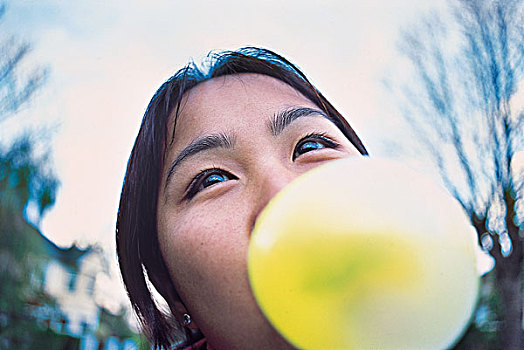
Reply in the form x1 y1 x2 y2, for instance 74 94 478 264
164 107 333 192
268 107 333 136
165 133 235 189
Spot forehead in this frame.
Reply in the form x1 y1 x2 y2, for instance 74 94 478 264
170 74 317 144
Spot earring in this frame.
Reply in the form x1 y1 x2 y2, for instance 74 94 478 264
183 313 191 326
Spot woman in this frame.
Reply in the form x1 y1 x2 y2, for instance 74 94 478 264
116 47 368 349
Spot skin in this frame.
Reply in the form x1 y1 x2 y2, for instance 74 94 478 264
157 73 360 350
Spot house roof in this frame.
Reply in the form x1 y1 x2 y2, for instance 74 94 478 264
36 227 92 270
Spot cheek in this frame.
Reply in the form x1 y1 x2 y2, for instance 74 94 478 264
158 201 252 299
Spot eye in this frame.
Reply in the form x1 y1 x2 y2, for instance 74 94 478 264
185 168 237 199
293 133 340 160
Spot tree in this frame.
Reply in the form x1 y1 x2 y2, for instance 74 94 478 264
96 307 148 350
0 2 47 123
393 0 523 348
0 2 60 349
0 140 60 350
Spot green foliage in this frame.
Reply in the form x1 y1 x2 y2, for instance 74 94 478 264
95 307 149 349
0 136 58 215
0 136 60 349
453 323 500 350
96 307 135 340
0 2 95 349
453 272 502 349
0 314 79 350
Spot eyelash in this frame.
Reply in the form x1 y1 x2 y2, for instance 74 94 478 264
184 167 236 200
292 132 340 160
184 133 340 200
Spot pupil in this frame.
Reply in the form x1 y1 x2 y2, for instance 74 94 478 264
204 173 225 187
302 141 323 152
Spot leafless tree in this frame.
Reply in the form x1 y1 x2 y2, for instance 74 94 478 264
394 0 523 348
0 2 60 348
0 2 47 123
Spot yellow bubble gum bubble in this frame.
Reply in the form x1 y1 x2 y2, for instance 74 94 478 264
248 158 479 350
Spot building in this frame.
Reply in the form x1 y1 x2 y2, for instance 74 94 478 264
27 232 139 350
38 235 104 337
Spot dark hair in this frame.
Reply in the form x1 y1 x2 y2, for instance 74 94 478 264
116 47 368 349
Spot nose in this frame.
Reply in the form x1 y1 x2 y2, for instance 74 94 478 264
249 164 299 233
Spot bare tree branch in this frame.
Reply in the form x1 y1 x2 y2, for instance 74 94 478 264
393 0 524 347
0 7 48 123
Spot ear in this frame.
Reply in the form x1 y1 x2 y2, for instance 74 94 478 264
147 266 200 331
145 253 201 331
172 300 200 330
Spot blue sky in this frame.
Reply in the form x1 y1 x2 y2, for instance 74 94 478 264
5 0 500 312
3 0 439 245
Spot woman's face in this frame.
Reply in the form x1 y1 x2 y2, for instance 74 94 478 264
157 73 360 350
